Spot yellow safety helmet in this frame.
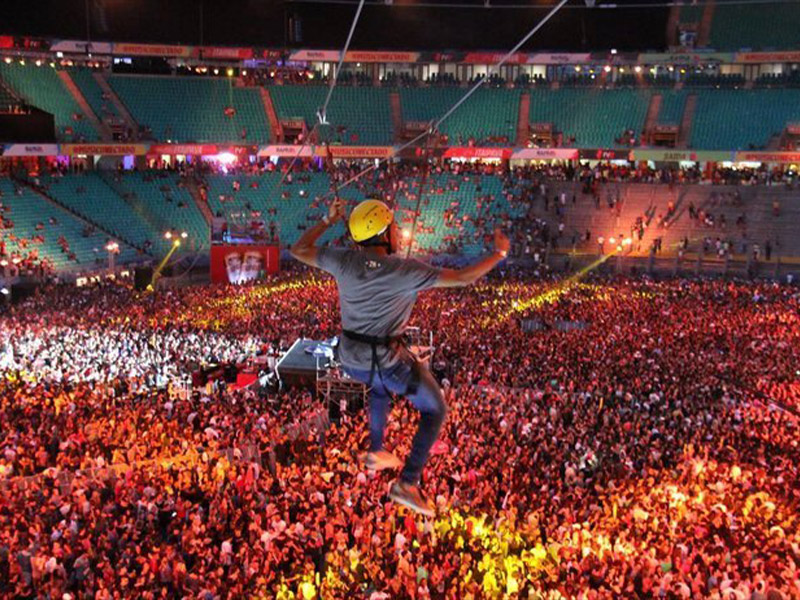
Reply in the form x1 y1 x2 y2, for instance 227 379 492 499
348 199 394 243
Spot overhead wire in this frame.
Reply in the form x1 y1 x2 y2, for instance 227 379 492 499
315 0 570 205
277 0 367 188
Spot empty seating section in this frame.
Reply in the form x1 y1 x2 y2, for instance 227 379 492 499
709 3 800 50
0 179 138 268
113 173 209 251
400 89 521 145
269 87 392 145
690 90 800 149
40 174 156 251
656 91 686 125
108 76 270 143
70 68 120 122
0 63 99 141
529 89 651 147
679 4 703 23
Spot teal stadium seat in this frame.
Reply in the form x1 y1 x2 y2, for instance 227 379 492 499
269 86 392 146
400 88 521 146
690 90 800 149
529 89 651 147
708 3 800 50
71 68 120 123
0 178 138 268
656 90 686 125
108 75 270 143
0 63 100 141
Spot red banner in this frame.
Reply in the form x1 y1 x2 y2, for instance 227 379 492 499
201 46 254 60
0 36 14 49
149 144 218 156
463 52 527 65
443 147 513 160
316 146 395 158
113 43 193 57
210 245 280 284
735 151 800 164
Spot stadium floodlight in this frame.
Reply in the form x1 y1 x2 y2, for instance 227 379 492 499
164 231 173 240
0 288 9 296
181 232 188 239
585 0 595 6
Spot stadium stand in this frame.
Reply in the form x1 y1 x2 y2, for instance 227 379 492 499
70 68 121 123
38 174 157 253
400 88 521 146
708 2 800 50
0 63 99 141
656 90 687 125
690 89 800 149
107 75 270 143
0 178 138 268
269 86 392 145
528 89 651 147
108 172 209 251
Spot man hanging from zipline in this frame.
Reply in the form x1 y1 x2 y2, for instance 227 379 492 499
291 197 509 515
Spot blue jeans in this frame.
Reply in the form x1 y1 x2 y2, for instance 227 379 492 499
345 357 447 486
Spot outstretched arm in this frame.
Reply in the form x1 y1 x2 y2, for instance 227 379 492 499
436 229 510 288
290 198 346 268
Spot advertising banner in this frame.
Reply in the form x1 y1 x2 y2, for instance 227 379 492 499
633 149 734 162
200 46 253 60
258 145 314 158
526 53 591 64
463 52 527 64
344 51 419 63
113 43 193 57
149 144 218 156
510 148 579 160
638 52 735 64
50 40 113 54
579 149 634 161
210 245 279 284
316 146 395 158
443 147 514 160
735 51 800 63
289 49 341 62
1 144 59 156
60 143 149 156
734 151 800 163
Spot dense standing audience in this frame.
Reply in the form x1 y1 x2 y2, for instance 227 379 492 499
0 271 799 598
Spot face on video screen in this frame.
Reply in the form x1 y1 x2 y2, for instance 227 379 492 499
224 251 264 284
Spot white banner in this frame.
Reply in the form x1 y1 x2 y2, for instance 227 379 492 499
258 145 314 158
288 50 341 62
1 144 59 157
50 40 113 54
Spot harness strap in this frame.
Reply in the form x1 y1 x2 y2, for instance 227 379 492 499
342 329 419 396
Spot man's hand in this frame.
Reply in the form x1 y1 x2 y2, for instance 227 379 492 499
436 228 510 288
328 198 346 224
494 228 510 257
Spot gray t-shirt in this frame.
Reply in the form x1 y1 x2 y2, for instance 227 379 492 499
317 247 441 370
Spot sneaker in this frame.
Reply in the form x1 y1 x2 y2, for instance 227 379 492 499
389 481 435 517
364 450 403 472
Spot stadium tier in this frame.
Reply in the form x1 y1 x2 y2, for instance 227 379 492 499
690 89 800 150
400 88 521 146
107 75 271 143
269 86 392 145
655 90 686 126
708 2 800 50
70 67 121 123
0 63 100 141
0 178 138 268
38 174 157 253
528 88 651 147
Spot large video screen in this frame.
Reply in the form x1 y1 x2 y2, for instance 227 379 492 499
210 245 280 284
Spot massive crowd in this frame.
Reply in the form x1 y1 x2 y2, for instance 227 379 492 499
0 270 799 598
